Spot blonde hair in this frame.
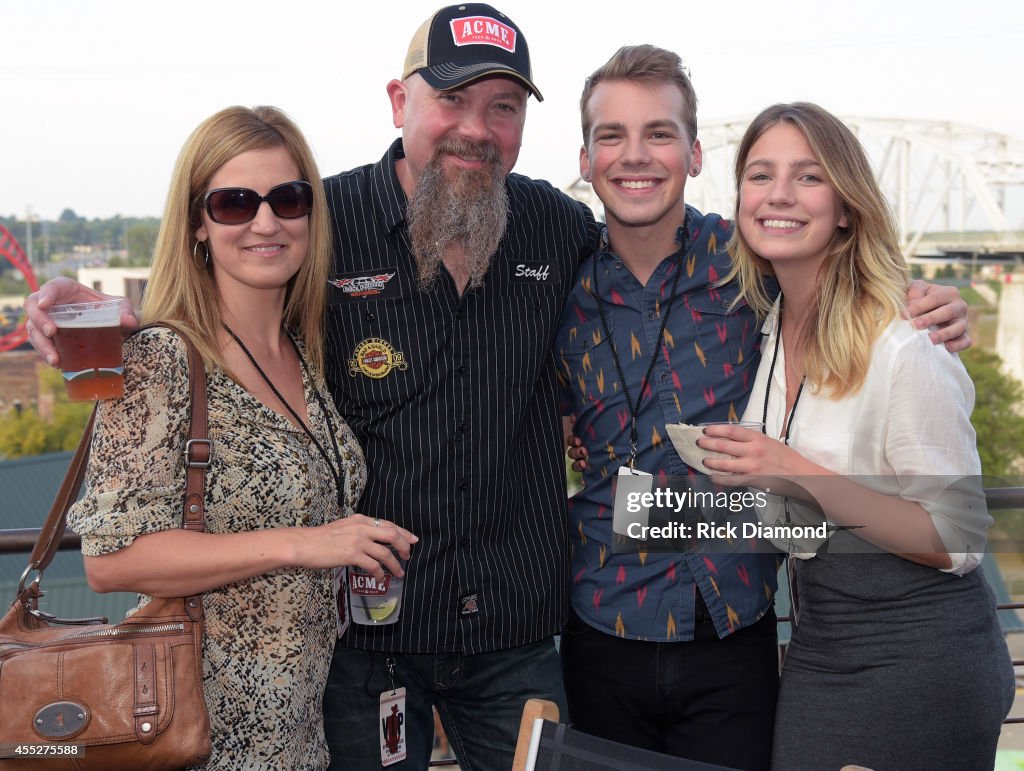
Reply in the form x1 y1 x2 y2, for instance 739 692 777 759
142 105 330 372
580 45 698 147
725 102 909 399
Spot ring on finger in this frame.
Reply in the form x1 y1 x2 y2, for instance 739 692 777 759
374 517 380 528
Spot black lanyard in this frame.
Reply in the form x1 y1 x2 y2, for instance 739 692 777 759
223 324 346 510
760 294 805 446
591 230 689 468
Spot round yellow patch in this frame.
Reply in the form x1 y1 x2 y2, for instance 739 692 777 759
348 337 408 379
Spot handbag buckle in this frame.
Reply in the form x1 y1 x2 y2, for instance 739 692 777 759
185 439 213 468
16 564 44 596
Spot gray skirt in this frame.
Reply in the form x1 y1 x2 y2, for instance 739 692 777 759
772 547 1014 771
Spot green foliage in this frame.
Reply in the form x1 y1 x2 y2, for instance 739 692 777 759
0 368 92 459
0 274 30 295
124 222 159 265
958 286 985 306
0 213 160 270
963 348 1024 478
961 348 1024 542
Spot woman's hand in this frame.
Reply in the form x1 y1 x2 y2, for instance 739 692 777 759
697 424 827 496
85 517 419 598
292 514 418 580
25 277 139 366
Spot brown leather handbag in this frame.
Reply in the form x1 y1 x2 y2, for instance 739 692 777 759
0 326 212 769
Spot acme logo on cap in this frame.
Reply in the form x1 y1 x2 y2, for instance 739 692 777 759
449 16 516 52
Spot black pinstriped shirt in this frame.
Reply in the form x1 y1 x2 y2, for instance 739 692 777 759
323 140 598 654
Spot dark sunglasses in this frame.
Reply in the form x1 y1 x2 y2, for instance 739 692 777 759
203 180 313 225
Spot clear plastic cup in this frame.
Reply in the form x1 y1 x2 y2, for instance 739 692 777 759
50 300 124 401
348 553 406 626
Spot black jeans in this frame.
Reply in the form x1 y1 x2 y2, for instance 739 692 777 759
560 604 778 771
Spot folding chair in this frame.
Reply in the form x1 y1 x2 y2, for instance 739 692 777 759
511 699 740 770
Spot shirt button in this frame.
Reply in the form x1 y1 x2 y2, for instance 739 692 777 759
647 310 656 320
458 421 468 432
659 371 670 382
457 364 467 374
460 536 471 547
459 480 469 491
614 261 623 269
365 312 376 323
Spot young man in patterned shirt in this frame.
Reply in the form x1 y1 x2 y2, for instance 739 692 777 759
555 45 971 770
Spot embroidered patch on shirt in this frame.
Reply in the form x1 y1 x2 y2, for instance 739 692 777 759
328 268 402 302
348 338 409 379
459 593 480 616
510 261 559 284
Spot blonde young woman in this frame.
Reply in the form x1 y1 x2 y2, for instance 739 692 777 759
62 106 416 769
697 103 1013 770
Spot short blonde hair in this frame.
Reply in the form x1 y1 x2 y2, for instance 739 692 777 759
142 105 330 372
725 102 908 398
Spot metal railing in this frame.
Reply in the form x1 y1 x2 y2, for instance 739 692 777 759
3 487 1023 755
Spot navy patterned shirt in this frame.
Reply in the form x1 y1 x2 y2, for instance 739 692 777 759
556 206 780 641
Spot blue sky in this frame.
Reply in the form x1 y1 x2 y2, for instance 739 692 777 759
3 0 1022 221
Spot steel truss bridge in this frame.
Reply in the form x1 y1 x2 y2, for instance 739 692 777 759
566 116 1024 263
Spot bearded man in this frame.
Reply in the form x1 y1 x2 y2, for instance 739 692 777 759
317 5 597 768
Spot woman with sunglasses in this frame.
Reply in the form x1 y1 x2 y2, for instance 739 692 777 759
696 103 1013 769
64 105 417 769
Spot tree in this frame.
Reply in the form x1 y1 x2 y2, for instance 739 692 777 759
961 348 1024 542
125 222 159 264
962 348 1024 479
0 368 92 459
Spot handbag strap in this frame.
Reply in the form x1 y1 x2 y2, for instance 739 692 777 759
19 323 210 614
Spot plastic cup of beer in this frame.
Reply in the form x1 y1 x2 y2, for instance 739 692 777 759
348 552 407 626
50 300 125 401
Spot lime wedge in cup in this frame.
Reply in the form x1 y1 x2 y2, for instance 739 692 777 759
368 598 399 622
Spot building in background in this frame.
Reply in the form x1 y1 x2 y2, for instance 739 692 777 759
77 266 149 311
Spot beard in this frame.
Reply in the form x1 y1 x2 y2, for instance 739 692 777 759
405 136 510 292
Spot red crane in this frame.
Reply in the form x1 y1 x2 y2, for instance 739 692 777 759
0 224 40 352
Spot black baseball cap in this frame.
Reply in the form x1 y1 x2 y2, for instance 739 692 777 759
401 3 543 101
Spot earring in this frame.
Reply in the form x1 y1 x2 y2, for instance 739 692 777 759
193 240 210 267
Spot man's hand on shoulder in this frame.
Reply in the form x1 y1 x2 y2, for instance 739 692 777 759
905 279 971 353
25 277 139 366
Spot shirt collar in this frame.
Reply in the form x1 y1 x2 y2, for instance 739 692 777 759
370 138 410 235
597 209 693 262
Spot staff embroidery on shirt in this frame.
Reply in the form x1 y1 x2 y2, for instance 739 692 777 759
511 261 558 283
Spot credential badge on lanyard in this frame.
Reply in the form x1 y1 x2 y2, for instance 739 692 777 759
379 657 407 766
